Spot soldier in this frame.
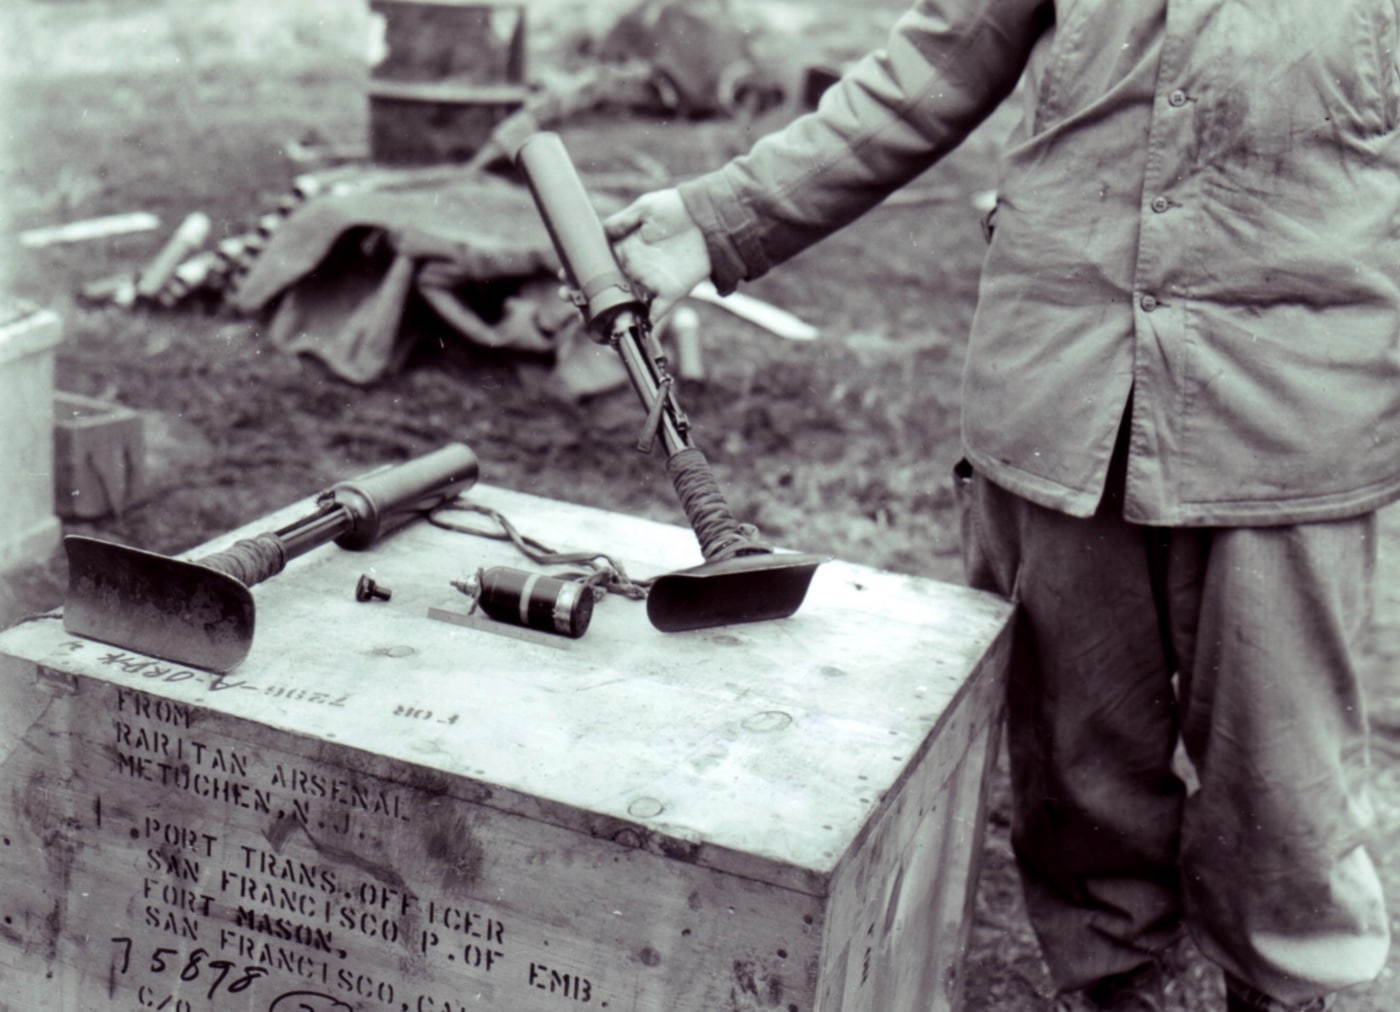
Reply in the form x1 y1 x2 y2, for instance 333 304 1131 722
598 2 1397 1010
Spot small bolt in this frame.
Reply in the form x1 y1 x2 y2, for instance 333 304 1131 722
355 575 392 603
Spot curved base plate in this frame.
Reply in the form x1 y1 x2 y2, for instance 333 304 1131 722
646 552 827 633
62 535 255 673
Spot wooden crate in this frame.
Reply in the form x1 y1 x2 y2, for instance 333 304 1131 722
52 391 147 520
0 483 1012 1012
0 301 62 573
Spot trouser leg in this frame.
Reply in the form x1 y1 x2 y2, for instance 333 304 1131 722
956 464 1186 989
1168 518 1390 1004
957 460 1391 999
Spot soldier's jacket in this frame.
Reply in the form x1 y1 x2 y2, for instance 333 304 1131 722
679 0 1400 525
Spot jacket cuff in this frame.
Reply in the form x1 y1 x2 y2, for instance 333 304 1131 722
677 172 772 296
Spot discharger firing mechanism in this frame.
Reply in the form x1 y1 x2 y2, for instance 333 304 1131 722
516 132 825 632
63 442 479 672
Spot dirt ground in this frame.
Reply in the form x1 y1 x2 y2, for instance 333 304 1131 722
1 1 1396 1009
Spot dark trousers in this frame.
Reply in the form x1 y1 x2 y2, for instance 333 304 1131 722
954 461 1389 1003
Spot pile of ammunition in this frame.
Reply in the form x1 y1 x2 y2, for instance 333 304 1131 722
79 175 324 311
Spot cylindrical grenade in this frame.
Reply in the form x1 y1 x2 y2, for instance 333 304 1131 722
472 567 594 639
137 211 212 300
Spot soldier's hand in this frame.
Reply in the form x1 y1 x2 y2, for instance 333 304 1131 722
603 189 712 321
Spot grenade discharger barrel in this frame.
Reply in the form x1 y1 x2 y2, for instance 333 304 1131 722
516 132 826 633
62 443 480 671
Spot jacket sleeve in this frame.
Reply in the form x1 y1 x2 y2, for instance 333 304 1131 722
677 0 1049 293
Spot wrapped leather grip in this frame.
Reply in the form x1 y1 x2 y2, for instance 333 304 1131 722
516 131 641 332
331 442 480 549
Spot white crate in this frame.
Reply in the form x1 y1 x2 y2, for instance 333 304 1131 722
0 301 62 573
0 484 1011 1012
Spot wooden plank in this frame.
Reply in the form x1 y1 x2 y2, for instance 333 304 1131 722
817 644 1008 1012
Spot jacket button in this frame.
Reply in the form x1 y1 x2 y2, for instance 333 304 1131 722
1151 195 1170 213
1140 294 1159 312
1168 89 1188 107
